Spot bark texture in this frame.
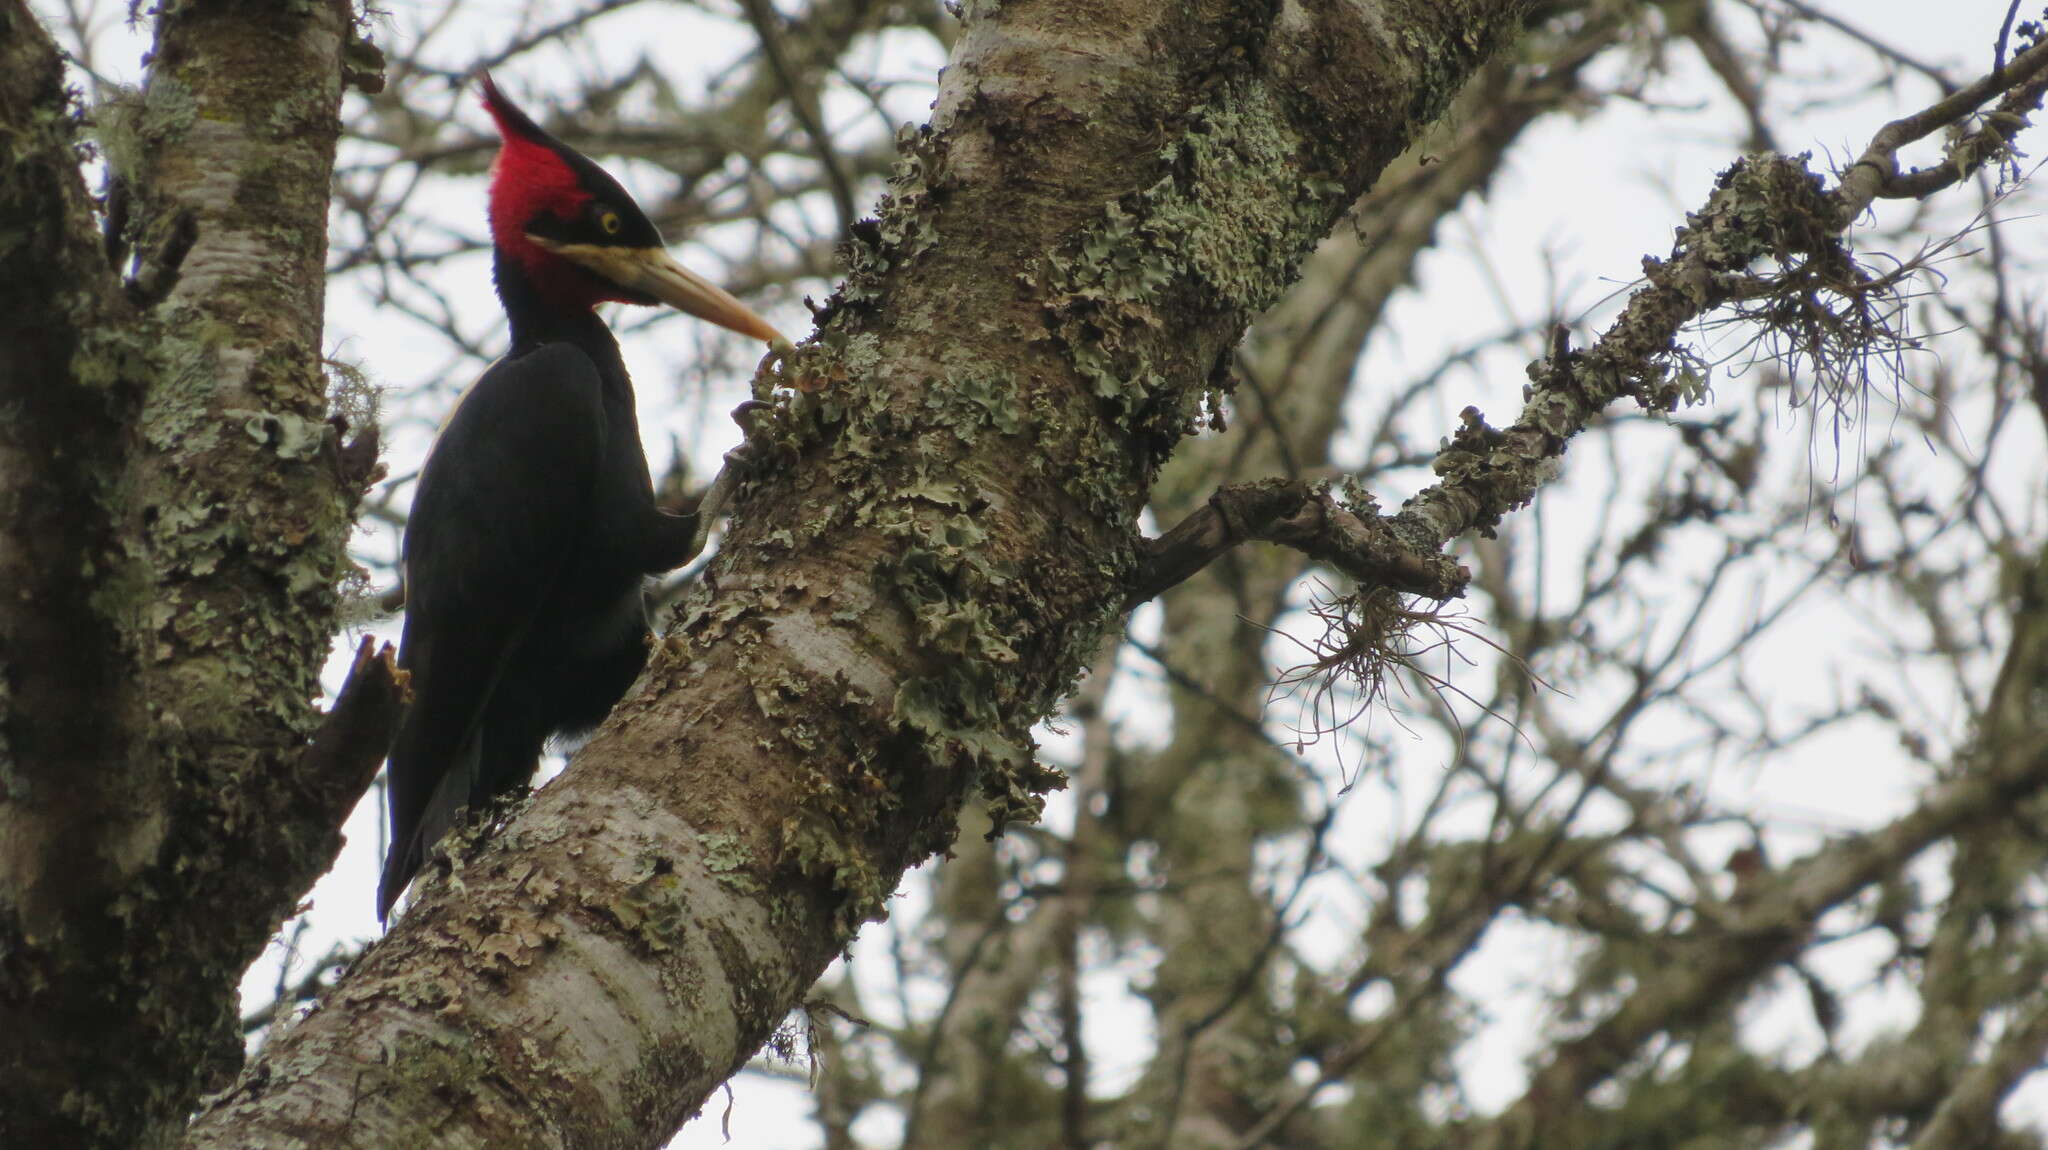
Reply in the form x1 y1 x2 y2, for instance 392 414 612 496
184 0 1539 1145
0 2 378 1146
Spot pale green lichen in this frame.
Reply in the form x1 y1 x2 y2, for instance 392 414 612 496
138 75 198 146
609 867 691 954
1044 78 1347 462
699 833 761 895
722 61 1367 938
773 734 923 935
921 356 1027 444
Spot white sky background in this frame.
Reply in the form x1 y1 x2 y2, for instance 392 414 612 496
38 0 2048 1146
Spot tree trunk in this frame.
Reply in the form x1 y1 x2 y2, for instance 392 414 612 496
0 1 380 1146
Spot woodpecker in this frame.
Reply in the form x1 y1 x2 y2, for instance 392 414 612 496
377 75 785 920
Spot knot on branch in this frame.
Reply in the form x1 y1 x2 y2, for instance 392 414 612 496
123 207 197 309
1210 476 1320 542
331 415 383 494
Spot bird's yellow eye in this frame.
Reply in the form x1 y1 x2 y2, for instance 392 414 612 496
599 210 622 236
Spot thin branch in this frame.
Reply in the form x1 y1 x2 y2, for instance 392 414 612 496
1131 479 1467 609
738 0 859 235
1836 34 2048 212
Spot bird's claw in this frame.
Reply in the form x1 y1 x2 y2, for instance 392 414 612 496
752 339 792 402
724 399 775 474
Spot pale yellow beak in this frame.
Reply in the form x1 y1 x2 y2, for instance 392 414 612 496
533 237 787 347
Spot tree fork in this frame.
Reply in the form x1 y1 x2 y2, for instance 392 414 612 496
187 0 1540 1145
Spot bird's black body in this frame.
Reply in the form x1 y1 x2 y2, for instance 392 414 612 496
378 294 694 919
377 76 782 920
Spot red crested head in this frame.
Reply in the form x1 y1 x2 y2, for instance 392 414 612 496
480 75 592 291
473 73 787 346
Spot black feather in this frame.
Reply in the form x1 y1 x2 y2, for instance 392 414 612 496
378 327 693 920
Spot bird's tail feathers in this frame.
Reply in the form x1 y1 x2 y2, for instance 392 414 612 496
377 723 483 923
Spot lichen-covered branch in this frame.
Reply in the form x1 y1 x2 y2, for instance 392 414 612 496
1134 479 1467 607
1395 33 2048 553
1133 32 2048 609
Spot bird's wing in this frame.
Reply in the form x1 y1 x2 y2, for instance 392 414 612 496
378 343 607 920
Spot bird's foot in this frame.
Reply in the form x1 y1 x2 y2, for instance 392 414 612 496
682 400 776 560
724 399 775 474
750 339 793 403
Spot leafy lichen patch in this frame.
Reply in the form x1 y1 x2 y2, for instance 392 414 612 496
1042 77 1346 466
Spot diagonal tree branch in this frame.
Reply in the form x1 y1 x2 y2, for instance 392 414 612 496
1906 985 2048 1150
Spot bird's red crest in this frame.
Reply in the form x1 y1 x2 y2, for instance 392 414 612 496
479 75 590 266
